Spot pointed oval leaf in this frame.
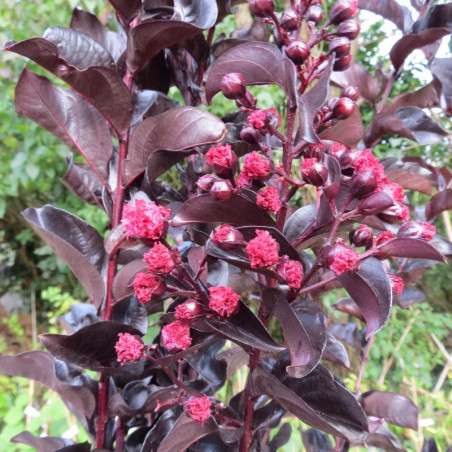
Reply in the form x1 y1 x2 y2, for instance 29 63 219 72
23 205 106 308
301 429 334 452
362 390 419 430
10 432 70 452
366 423 407 452
5 39 132 133
109 0 141 22
320 107 364 148
336 257 392 337
412 3 452 33
358 0 413 33
113 259 147 302
322 333 351 369
379 238 445 262
15 69 112 181
126 107 225 184
146 149 197 184
426 189 452 220
431 57 452 115
364 112 415 148
284 203 317 244
174 0 218 29
262 288 326 377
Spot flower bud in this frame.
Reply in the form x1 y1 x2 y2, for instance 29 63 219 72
276 258 303 289
210 180 233 200
175 299 204 322
341 86 359 101
280 9 299 31
249 0 275 17
376 231 394 246
358 192 394 215
378 202 410 224
301 158 328 186
327 243 360 275
196 174 217 193
286 40 310 65
329 0 358 25
205 143 238 179
336 19 360 40
240 126 261 145
331 96 355 120
329 37 351 58
333 54 352 71
339 149 359 172
349 170 377 199
235 91 256 110
306 5 324 25
212 224 245 250
328 97 340 111
221 73 247 100
349 224 373 247
397 221 436 241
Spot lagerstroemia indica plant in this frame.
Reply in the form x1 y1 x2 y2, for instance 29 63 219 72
1 0 452 450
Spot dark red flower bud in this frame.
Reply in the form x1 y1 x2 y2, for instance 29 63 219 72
221 73 247 100
286 40 310 65
329 0 358 25
280 9 299 31
301 158 328 186
196 174 217 193
336 19 360 40
328 97 340 111
175 299 204 322
326 243 360 275
205 143 238 179
210 180 233 200
339 149 359 171
397 221 436 241
306 5 324 25
376 231 394 246
333 54 352 71
349 224 373 247
249 0 275 17
341 86 359 101
212 224 245 250
378 202 410 224
275 257 303 289
331 96 355 120
350 170 377 199
240 126 261 145
329 37 351 58
358 192 394 215
235 91 257 110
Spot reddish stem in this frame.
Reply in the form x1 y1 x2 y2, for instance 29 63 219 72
355 335 375 393
95 374 109 449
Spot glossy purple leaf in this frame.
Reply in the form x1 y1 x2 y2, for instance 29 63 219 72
108 0 141 22
0 351 96 419
203 41 292 104
133 90 178 125
422 438 440 452
146 149 197 184
412 3 452 33
10 432 71 452
126 107 225 184
40 321 143 372
426 189 452 220
390 28 451 72
322 332 351 369
5 39 132 133
365 423 407 451
362 390 419 430
379 238 445 262
61 155 104 207
358 0 413 33
268 423 292 451
364 112 415 148
111 296 148 335
332 298 365 322
158 413 218 452
54 444 91 452
127 20 203 73
298 57 334 143
172 193 276 228
336 257 392 337
15 69 112 181
431 57 452 115
397 287 425 309
262 288 326 377
23 205 106 308
249 365 368 442
173 0 218 29
301 429 334 452
284 203 317 244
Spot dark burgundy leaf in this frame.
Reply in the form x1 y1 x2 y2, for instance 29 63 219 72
0 351 96 419
109 0 141 22
268 423 292 452
146 149 197 184
390 28 451 72
42 26 114 69
127 20 203 73
157 413 218 452
331 62 380 104
15 69 112 181
172 193 276 228
5 39 133 133
61 155 104 207
412 4 452 33
429 235 452 258
140 409 180 452
301 428 333 452
284 203 317 244
320 107 364 148
362 390 419 430
322 332 351 369
133 90 178 125
426 189 452 220
203 41 291 104
365 423 406 451
10 432 71 452
328 322 362 350
126 107 225 184
40 321 143 372
379 238 445 262
422 438 440 452
298 57 334 143
397 287 425 309
173 0 218 29
249 365 368 441
231 16 270 42
111 296 148 335
252 400 286 431
262 288 326 377
55 443 91 452
358 0 413 33
59 303 99 334
112 259 146 302
23 205 106 308
364 112 416 148
332 297 365 322
431 57 452 115
336 257 392 337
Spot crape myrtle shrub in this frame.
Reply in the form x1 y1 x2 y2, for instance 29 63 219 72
1 0 452 450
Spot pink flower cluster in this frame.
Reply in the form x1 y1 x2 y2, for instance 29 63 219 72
184 395 212 424
276 259 303 289
208 286 240 317
240 151 272 181
143 243 175 274
206 143 234 168
256 187 281 212
246 229 280 268
133 272 166 304
161 321 192 352
389 273 404 295
115 333 144 366
329 245 360 275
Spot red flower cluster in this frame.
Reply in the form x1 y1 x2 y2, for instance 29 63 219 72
206 143 234 167
247 109 267 128
115 333 144 366
175 300 204 322
419 222 436 241
256 187 281 212
133 272 166 304
161 321 192 351
389 273 404 295
353 149 387 187
184 395 212 424
329 141 347 157
241 151 272 181
276 258 303 289
212 224 244 249
208 286 240 317
143 243 175 274
379 182 405 203
122 199 171 240
328 245 360 275
376 231 394 246
397 221 436 241
246 229 280 268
